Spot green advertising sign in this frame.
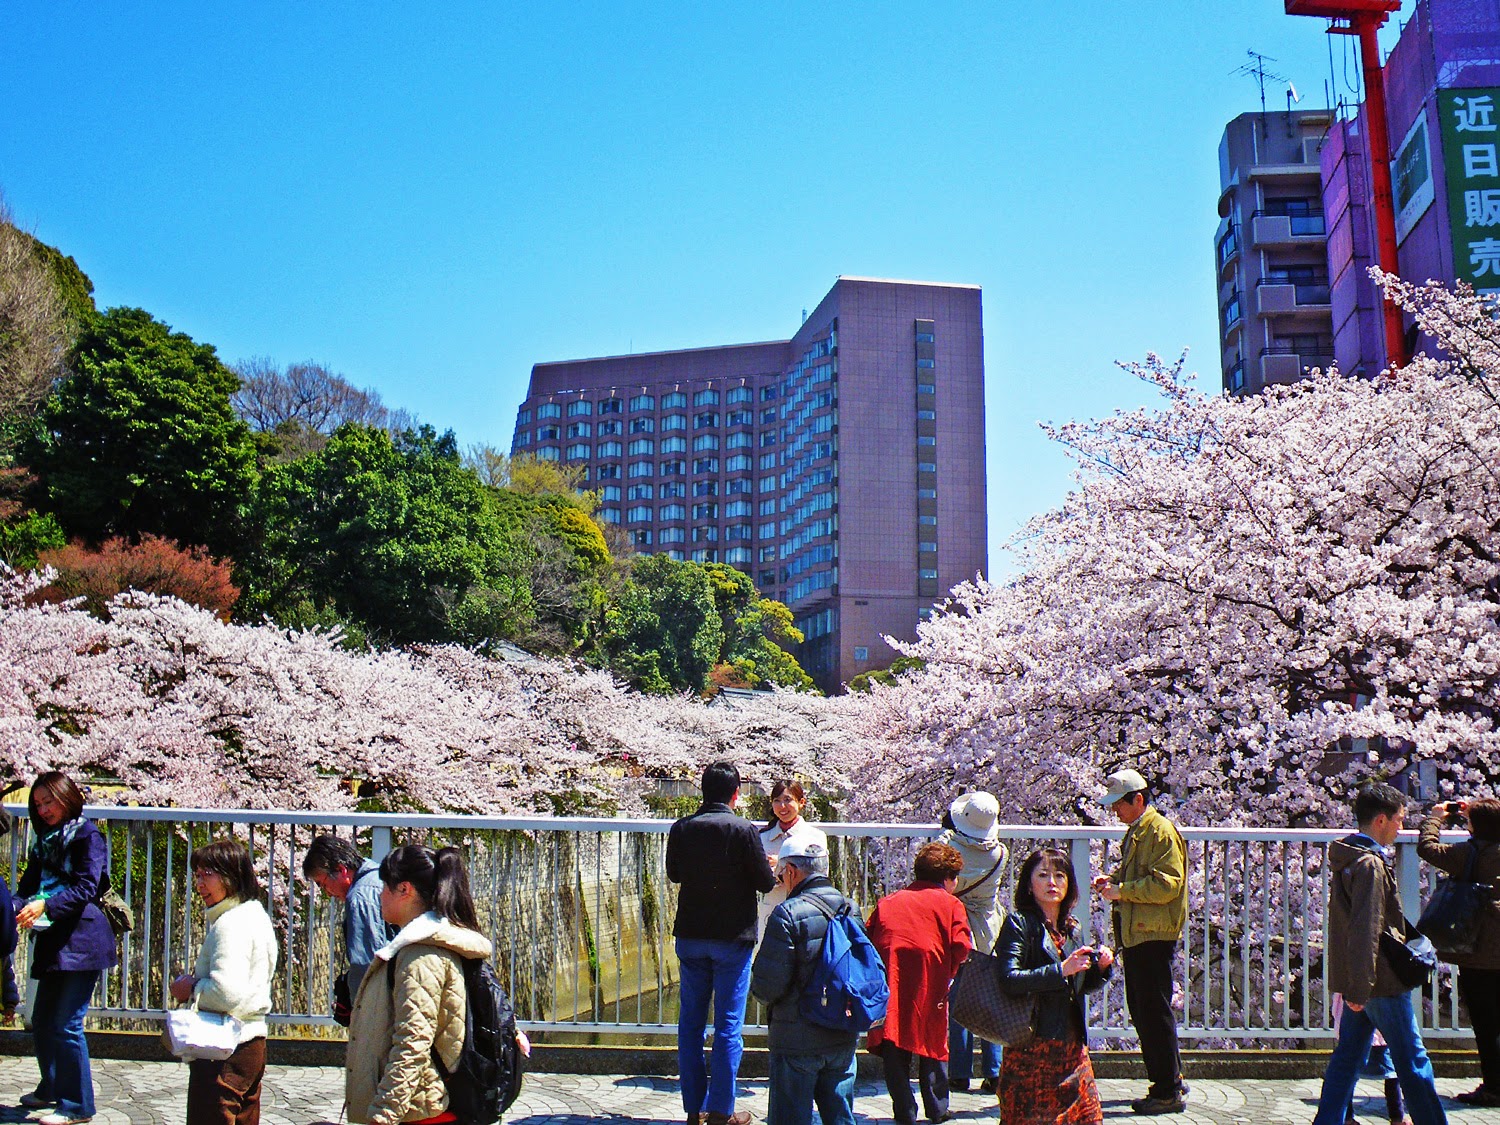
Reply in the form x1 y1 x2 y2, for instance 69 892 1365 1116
1438 87 1500 293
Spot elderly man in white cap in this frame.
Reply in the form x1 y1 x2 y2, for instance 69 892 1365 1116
937 791 1008 1094
1091 768 1188 1115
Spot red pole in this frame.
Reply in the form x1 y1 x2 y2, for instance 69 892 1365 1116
1355 14 1409 368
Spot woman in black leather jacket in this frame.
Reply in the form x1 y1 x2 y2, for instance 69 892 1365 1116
995 847 1114 1125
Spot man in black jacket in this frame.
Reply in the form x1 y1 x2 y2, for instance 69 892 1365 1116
751 838 858 1125
667 762 777 1125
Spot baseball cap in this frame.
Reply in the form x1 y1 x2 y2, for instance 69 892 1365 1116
1101 768 1148 806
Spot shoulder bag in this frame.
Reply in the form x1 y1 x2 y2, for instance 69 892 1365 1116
164 1004 242 1061
1416 842 1489 957
948 948 1036 1048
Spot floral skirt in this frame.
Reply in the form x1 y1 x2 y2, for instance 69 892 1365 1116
998 1037 1102 1125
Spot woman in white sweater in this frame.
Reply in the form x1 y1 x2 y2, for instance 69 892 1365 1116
169 840 278 1125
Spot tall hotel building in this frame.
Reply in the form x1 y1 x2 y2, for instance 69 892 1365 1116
510 277 987 691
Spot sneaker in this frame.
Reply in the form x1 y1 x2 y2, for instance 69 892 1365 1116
38 1115 91 1125
1130 1095 1186 1115
705 1113 751 1125
979 1077 1000 1095
949 1081 970 1093
19 1096 55 1110
1455 1086 1500 1107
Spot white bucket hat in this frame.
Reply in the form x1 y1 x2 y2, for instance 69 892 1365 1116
948 792 1000 848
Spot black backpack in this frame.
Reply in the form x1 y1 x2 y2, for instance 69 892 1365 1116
387 956 526 1123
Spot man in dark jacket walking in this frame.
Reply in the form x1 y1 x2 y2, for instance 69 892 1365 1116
667 762 777 1125
750 838 858 1125
1312 782 1447 1125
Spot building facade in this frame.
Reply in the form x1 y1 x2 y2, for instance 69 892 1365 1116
510 277 987 691
1216 0 1500 393
1214 109 1338 396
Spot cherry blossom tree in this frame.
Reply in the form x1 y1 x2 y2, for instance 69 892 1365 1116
850 276 1500 830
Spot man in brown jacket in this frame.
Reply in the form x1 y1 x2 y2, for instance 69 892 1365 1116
1312 783 1447 1125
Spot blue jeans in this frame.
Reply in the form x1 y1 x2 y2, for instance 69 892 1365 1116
676 938 754 1117
767 1045 857 1125
948 1016 1002 1084
32 970 100 1119
1313 993 1448 1125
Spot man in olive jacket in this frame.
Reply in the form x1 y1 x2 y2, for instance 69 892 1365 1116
1092 768 1188 1115
1312 783 1447 1125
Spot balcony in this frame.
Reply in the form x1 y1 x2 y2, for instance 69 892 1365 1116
1256 277 1331 315
1216 225 1240 278
1251 209 1326 247
1221 292 1244 336
1225 360 1246 394
1262 345 1335 384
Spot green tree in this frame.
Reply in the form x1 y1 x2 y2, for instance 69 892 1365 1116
600 554 723 694
702 562 814 690
243 423 518 641
25 308 256 556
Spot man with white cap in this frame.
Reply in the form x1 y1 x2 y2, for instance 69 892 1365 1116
1091 768 1188 1115
937 792 1008 1094
750 837 860 1125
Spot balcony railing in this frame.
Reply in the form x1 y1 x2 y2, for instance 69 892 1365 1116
1258 277 1331 307
22 806 1477 1043
1253 209 1327 237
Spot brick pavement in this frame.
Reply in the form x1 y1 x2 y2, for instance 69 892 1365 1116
0 1056 1494 1125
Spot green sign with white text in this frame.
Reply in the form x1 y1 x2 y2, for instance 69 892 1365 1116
1439 87 1500 294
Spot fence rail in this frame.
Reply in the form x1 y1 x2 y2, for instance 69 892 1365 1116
8 807 1474 1045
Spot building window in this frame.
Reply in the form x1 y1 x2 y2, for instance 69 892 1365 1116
660 459 686 475
759 547 777 563
627 506 651 523
918 488 936 498
760 385 779 401
726 454 751 471
692 502 718 520
918 461 936 473
597 419 622 435
627 484 653 501
516 409 532 425
760 431 779 447
917 435 936 446
919 541 937 552
693 480 718 497
760 453 778 470
759 522 776 539
726 410 753 427
725 500 752 518
661 481 686 498
917 382 936 395
537 403 562 420
628 438 655 455
693 389 720 406
660 503 687 520
660 527 686 544
601 485 622 501
726 431 752 449
917 358 936 369
694 412 719 429
629 393 655 411
917 409 936 420
663 413 687 431
759 569 776 586
919 514 937 525
567 400 592 417
566 443 589 460
728 386 753 404
725 478 751 495
596 463 621 479
597 441 623 457
724 546 751 564
628 460 653 478
919 568 939 580
566 422 592 438
537 425 560 441
759 499 776 516
691 548 718 563
693 457 719 474
631 529 652 546
692 527 718 543
599 507 620 523
853 646 869 661
693 434 720 452
513 431 532 446
918 606 933 620
662 391 688 408
598 398 622 414
759 475 777 493
629 417 654 434
661 436 687 453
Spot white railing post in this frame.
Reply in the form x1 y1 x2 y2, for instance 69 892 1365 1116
371 825 394 862
1069 837 1094 945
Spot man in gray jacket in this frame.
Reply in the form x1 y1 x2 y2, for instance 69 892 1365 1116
1312 783 1447 1125
750 838 858 1125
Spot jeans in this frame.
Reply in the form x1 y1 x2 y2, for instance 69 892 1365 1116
1122 940 1182 1099
676 938 754 1117
767 1046 857 1125
878 1042 948 1124
1312 992 1448 1125
948 1016 1002 1084
31 970 100 1119
1459 966 1500 1092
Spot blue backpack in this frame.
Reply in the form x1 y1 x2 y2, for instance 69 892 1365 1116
798 895 889 1032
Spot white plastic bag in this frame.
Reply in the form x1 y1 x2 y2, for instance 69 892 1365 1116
164 1007 242 1061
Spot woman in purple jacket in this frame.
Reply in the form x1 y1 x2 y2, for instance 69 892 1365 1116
16 772 117 1125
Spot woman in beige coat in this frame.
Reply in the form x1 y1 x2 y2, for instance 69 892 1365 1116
345 845 492 1125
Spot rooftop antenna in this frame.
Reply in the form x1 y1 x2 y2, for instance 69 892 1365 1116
1233 49 1289 134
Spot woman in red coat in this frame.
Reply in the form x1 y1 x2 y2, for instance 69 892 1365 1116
867 842 973 1125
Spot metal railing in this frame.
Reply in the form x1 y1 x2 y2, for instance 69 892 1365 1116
10 808 1474 1044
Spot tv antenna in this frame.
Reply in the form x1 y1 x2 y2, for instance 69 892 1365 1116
1233 50 1289 128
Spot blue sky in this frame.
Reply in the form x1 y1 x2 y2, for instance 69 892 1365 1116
0 2 1408 573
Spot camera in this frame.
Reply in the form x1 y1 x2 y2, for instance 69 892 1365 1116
1086 949 1100 970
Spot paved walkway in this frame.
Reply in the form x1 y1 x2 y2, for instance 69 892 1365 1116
0 1057 1492 1125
